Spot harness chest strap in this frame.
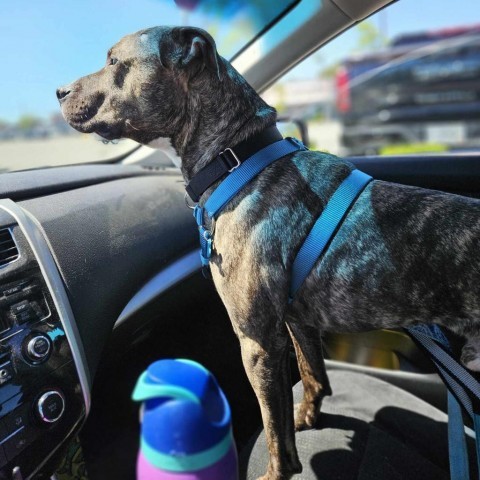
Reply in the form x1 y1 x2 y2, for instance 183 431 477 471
289 169 372 299
193 136 307 267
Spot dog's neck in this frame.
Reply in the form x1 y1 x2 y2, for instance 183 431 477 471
170 60 277 183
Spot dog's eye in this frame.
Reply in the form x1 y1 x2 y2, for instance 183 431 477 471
109 57 118 66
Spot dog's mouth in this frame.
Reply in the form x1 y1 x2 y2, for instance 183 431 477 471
93 123 123 141
61 94 125 141
61 92 106 129
67 106 99 125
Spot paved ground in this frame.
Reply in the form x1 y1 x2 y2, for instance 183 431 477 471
308 120 342 154
0 135 137 173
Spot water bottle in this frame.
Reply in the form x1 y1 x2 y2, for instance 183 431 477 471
132 358 238 480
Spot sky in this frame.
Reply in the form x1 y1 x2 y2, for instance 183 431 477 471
0 0 478 122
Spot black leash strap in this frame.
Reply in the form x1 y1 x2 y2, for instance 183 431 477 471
185 125 283 202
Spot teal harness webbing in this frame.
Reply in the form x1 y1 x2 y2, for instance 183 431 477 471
289 169 372 299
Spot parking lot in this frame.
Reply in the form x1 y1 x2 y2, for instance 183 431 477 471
0 136 136 173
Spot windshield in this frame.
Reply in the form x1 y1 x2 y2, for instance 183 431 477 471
0 0 295 173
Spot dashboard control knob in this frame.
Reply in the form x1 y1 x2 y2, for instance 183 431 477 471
36 390 65 424
24 334 51 363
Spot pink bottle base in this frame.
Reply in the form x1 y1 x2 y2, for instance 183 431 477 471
137 446 238 480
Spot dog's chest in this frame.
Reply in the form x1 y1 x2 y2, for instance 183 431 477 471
208 151 354 310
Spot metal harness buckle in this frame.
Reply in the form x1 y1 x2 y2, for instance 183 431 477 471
219 148 241 172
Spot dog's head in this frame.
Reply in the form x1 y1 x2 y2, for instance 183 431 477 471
57 26 222 144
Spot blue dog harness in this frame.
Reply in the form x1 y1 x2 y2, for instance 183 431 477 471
193 136 306 267
190 130 480 479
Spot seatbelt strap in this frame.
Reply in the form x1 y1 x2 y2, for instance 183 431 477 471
474 414 480 475
407 324 480 479
448 390 471 480
407 327 480 403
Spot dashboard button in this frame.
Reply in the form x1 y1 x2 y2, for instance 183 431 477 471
28 336 50 359
20 284 40 296
36 390 65 424
2 280 29 297
3 404 30 433
3 427 37 461
0 361 14 386
23 334 51 363
15 310 35 323
2 283 23 296
10 300 35 324
10 300 30 315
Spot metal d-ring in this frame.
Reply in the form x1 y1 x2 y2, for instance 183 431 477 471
202 218 216 242
184 192 197 210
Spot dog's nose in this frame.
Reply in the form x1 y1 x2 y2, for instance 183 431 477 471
56 87 71 103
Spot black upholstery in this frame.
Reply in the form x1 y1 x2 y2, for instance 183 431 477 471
239 370 475 479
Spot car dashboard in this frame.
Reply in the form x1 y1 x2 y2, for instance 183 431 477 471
0 164 198 479
0 203 87 479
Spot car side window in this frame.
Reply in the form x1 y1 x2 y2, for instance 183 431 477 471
263 0 480 158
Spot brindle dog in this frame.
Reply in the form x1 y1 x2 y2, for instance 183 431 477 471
58 26 480 480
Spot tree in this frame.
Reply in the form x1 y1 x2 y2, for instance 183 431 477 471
16 115 41 131
319 62 340 79
355 21 387 52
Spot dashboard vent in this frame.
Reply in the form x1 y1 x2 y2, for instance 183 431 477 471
0 229 19 267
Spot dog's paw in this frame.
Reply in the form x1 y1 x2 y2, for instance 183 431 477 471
294 402 317 431
256 459 302 480
461 340 480 372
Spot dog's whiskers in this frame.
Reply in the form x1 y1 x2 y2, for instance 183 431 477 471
126 119 140 131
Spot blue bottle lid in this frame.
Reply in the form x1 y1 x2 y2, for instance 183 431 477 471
132 359 232 463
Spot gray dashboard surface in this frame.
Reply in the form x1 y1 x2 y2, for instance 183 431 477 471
19 174 198 378
0 164 162 201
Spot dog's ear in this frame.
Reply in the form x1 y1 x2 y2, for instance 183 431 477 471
168 27 222 81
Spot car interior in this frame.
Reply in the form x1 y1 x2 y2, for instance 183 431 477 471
0 0 479 478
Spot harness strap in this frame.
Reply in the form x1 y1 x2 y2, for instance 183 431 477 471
185 126 283 202
193 137 306 266
203 137 305 219
474 414 480 475
289 169 372 299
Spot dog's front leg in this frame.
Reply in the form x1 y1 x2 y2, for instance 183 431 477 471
286 319 332 431
238 326 302 480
